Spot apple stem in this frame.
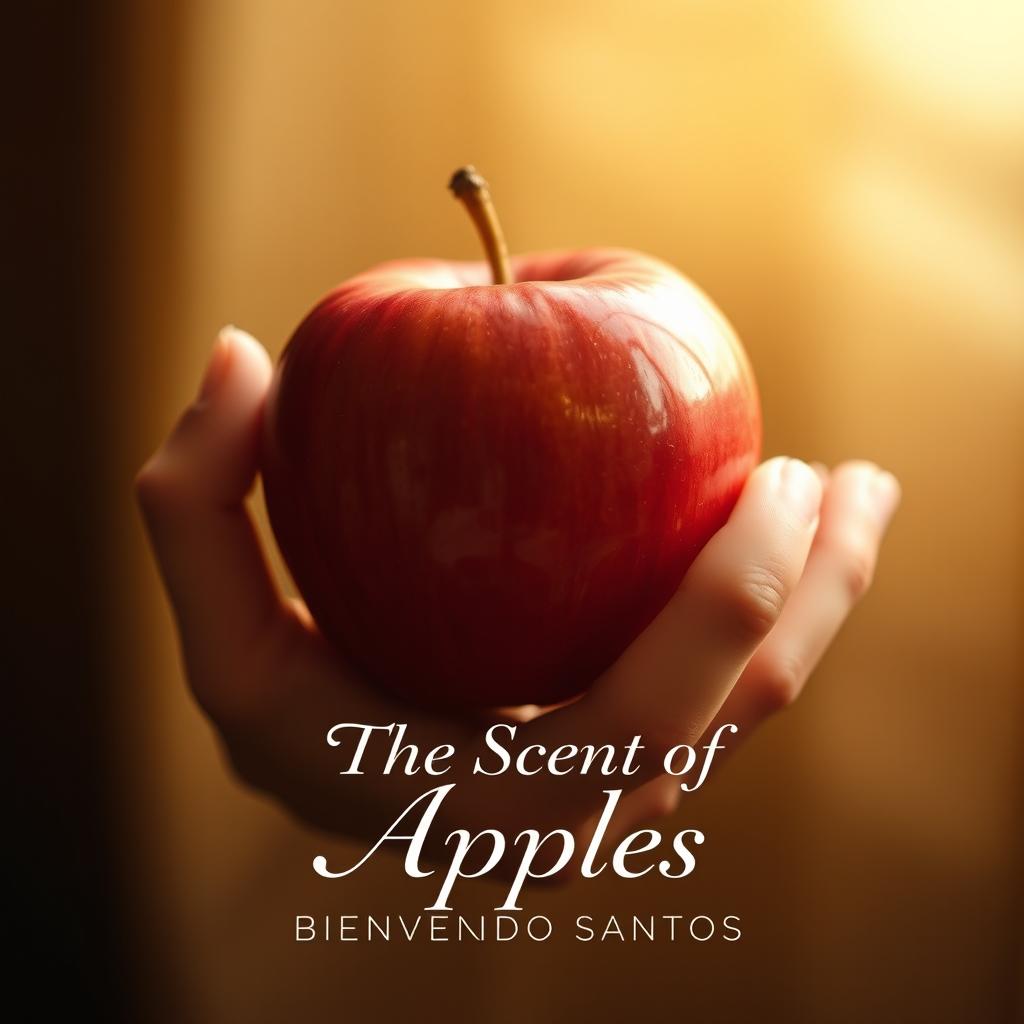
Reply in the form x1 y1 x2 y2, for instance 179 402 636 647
448 166 512 285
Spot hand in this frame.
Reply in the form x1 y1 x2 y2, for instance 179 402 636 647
136 326 900 861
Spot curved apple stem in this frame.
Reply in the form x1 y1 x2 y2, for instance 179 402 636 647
448 166 512 285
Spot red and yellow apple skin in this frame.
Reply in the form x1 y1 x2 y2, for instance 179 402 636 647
261 248 761 708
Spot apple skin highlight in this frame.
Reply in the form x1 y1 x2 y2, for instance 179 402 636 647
262 247 761 707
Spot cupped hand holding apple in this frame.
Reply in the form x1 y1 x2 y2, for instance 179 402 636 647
136 169 900 852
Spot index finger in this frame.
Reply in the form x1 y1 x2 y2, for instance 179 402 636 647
529 457 823 789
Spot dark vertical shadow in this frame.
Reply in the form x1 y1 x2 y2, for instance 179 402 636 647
7 2 135 1019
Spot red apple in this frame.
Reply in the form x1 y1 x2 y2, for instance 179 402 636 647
261 168 761 708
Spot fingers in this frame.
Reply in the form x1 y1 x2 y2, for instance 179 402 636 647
526 457 823 792
135 326 282 714
705 461 900 734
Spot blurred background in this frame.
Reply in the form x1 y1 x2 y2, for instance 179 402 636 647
15 0 1022 1021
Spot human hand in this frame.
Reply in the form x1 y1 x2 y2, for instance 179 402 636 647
136 326 900 857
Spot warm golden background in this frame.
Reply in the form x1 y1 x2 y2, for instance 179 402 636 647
97 0 1023 1020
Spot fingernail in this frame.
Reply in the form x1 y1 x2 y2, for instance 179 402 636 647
780 458 822 525
809 461 830 486
197 326 235 401
871 470 901 528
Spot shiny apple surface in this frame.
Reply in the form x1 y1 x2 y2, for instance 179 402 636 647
262 249 761 707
